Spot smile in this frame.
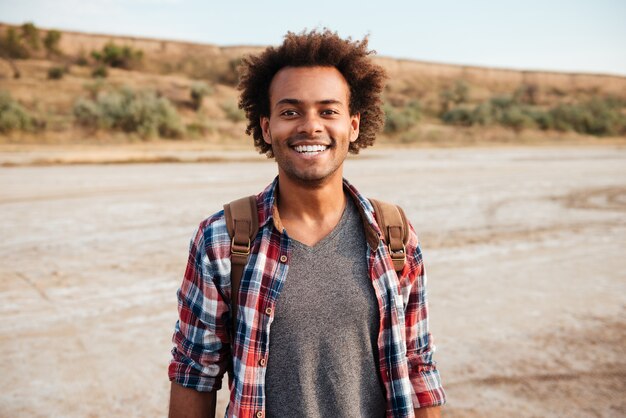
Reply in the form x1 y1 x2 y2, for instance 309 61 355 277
292 144 329 154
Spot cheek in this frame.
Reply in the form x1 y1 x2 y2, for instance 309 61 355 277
331 121 355 140
268 121 294 140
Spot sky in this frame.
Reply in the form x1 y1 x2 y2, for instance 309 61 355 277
1 0 625 76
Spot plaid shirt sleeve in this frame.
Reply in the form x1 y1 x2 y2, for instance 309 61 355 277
168 220 231 392
401 223 446 408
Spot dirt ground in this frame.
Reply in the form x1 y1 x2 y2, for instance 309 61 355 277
0 146 624 417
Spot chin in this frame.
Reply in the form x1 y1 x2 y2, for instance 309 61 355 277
288 169 339 186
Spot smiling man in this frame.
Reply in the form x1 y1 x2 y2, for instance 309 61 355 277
168 30 445 418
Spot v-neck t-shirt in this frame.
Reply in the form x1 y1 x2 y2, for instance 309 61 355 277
264 196 386 418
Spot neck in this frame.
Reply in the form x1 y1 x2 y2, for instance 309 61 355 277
276 169 346 225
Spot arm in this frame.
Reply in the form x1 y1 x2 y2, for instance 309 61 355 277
168 224 231 417
169 382 216 418
402 226 446 410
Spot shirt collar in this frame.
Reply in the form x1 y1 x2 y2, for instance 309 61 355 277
256 176 382 250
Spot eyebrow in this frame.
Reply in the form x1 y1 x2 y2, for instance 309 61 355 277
274 98 343 108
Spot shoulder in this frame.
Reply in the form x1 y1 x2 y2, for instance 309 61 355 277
406 221 423 266
190 209 231 264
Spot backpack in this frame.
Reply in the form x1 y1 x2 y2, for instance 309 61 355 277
223 195 409 336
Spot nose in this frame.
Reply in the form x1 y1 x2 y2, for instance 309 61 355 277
297 111 323 136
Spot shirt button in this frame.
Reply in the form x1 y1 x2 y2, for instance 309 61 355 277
259 357 267 366
256 412 263 418
265 307 273 316
279 254 288 263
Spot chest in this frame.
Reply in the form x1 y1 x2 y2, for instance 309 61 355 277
274 232 378 331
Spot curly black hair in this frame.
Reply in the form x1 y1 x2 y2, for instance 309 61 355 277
237 29 387 157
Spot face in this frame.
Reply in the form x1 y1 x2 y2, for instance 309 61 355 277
260 66 360 187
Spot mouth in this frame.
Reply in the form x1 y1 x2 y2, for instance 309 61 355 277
291 144 329 155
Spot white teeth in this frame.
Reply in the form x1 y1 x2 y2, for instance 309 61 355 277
294 144 328 153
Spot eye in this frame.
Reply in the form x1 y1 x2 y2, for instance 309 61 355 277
321 109 339 116
280 109 299 117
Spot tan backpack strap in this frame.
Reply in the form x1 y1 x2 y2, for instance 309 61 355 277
223 195 259 340
370 198 409 273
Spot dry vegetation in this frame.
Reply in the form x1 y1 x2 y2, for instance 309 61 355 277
1 22 626 148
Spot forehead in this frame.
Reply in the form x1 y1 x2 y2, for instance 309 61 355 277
268 66 350 106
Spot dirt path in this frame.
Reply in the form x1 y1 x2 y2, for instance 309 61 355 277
1 146 624 417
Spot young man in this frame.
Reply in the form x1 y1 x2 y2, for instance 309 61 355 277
168 30 445 418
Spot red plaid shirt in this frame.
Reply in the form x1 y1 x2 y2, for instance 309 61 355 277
169 177 445 417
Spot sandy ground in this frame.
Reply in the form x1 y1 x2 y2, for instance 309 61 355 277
0 146 624 418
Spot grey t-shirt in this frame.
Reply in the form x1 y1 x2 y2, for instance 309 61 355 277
264 196 387 417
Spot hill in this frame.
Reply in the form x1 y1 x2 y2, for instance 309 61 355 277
1 22 625 148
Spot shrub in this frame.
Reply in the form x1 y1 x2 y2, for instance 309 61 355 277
47 66 65 80
0 91 33 133
549 98 626 136
405 100 422 120
91 42 143 70
21 22 40 51
499 106 536 131
526 108 553 130
489 95 515 110
0 28 30 59
73 98 101 128
439 80 470 114
190 82 213 111
383 101 421 133
469 102 494 125
441 106 473 127
220 101 245 122
443 95 539 131
43 30 62 56
73 88 184 138
92 65 108 78
441 92 626 137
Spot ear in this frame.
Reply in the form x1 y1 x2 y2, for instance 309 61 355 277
260 116 271 144
349 112 360 143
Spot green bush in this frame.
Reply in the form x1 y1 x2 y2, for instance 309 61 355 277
20 22 40 51
383 101 421 134
0 28 30 59
499 106 536 131
469 102 494 125
221 101 245 122
190 82 213 111
47 66 65 80
441 92 626 137
92 65 108 78
442 94 541 131
439 80 470 114
91 42 143 70
73 88 184 138
441 106 473 127
43 30 62 56
549 98 626 136
0 91 33 133
525 108 553 130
